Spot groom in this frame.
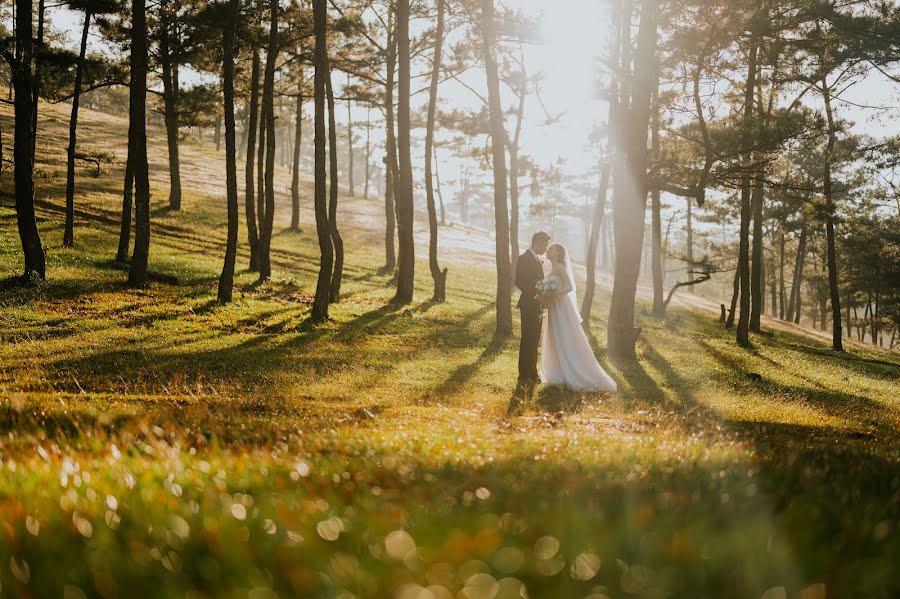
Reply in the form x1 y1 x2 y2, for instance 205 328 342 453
515 231 551 385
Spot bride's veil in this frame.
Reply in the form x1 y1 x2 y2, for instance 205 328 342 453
557 243 582 324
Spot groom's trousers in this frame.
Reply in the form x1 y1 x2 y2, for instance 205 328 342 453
518 305 543 383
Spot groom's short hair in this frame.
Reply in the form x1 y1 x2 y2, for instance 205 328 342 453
532 231 551 244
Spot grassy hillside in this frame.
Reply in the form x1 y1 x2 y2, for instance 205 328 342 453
1 102 899 598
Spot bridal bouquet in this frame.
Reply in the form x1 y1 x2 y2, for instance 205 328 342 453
534 277 560 301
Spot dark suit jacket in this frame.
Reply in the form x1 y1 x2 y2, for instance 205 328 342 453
515 250 544 311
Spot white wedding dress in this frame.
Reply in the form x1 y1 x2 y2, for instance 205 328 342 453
540 264 617 393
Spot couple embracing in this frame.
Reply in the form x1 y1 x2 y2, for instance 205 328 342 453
515 231 617 393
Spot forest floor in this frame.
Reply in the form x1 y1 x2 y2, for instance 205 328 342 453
0 102 899 598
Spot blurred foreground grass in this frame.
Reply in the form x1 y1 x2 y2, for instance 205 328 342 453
0 103 898 598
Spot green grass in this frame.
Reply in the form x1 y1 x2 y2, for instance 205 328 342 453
1 102 899 598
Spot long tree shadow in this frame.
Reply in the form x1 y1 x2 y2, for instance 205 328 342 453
425 333 509 402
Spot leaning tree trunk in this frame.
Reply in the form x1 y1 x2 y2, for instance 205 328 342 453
607 0 656 359
13 0 46 279
393 0 415 304
244 45 261 271
325 59 344 302
424 0 447 302
159 0 182 211
117 142 134 263
128 0 151 287
64 8 92 248
382 13 398 273
257 0 278 282
290 82 303 231
735 31 758 346
217 0 239 304
481 0 513 335
310 0 333 321
821 74 843 351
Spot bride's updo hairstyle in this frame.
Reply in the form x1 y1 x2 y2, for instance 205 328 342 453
547 242 568 265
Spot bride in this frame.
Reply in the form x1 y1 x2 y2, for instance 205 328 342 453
539 243 617 393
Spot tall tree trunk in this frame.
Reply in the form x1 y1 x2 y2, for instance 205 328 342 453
821 74 843 351
290 83 303 231
117 144 134 263
481 0 513 335
424 0 447 302
325 59 344 302
735 31 758 346
64 9 92 248
310 0 333 321
127 0 151 287
382 12 398 273
785 225 806 322
726 268 739 328
650 81 664 315
346 74 355 197
214 114 221 151
217 0 239 304
159 0 182 211
393 0 415 304
608 0 657 359
244 45 261 271
13 0 46 279
581 162 611 328
257 0 278 282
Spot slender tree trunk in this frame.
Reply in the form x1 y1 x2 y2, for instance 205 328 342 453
159 0 182 211
325 59 344 302
778 227 786 318
217 0 239 304
508 48 526 278
290 84 303 231
244 46 261 270
364 108 371 198
31 0 44 164
424 0 447 302
257 0 278 282
214 114 221 151
686 196 694 289
650 82 664 315
608 0 656 359
726 269 739 328
785 225 806 322
821 74 843 351
13 0 46 279
63 9 91 248
393 0 416 304
434 143 446 226
382 13 398 273
346 74 355 197
310 0 333 321
581 162 611 328
735 31 758 346
749 180 765 331
128 0 151 287
481 0 512 335
117 145 134 263
256 87 266 235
